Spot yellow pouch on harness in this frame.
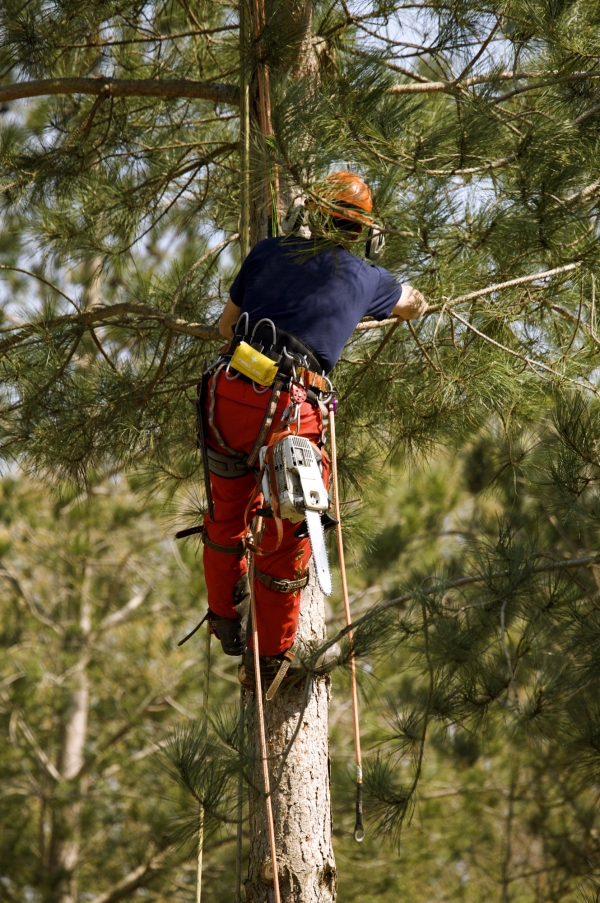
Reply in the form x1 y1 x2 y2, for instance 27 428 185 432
230 341 279 386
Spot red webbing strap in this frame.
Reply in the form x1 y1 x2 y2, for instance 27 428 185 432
207 364 247 460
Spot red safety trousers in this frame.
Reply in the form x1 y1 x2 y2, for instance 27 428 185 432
203 370 330 657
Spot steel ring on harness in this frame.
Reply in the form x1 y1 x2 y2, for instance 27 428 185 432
320 374 335 404
252 381 270 394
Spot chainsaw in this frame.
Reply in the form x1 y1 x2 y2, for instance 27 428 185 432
259 435 333 595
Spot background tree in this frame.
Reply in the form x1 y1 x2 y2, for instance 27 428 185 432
0 473 245 903
3 0 600 900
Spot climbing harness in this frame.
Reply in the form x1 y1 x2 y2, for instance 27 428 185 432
329 397 365 842
195 316 328 520
196 316 332 582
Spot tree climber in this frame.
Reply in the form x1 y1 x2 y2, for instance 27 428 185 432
198 172 427 683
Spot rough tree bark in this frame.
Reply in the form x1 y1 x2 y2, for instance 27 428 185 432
246 573 337 903
248 0 318 245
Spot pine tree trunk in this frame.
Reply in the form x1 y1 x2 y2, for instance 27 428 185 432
48 571 92 903
243 4 335 898
245 571 337 902
247 0 318 245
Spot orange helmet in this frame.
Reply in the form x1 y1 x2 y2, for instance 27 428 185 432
310 171 374 227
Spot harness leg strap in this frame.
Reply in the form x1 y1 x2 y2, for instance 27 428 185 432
255 567 309 593
207 445 255 479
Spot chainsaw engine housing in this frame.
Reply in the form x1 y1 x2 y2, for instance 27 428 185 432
260 436 328 523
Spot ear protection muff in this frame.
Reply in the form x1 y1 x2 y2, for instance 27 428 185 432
365 227 385 261
281 199 310 236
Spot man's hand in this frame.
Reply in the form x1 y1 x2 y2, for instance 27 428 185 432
392 285 428 320
219 297 241 338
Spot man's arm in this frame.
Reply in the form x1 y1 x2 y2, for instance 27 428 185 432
219 297 241 338
392 285 428 320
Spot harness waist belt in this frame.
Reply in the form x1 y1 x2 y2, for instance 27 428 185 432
228 321 328 389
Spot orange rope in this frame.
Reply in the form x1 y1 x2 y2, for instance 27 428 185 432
329 403 365 841
249 522 282 901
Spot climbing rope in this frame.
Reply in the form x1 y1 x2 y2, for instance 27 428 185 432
235 683 245 903
328 399 365 842
195 624 211 903
249 522 282 903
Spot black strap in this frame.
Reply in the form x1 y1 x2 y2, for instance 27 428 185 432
207 445 254 479
178 610 209 646
175 523 245 556
255 567 310 593
204 534 246 556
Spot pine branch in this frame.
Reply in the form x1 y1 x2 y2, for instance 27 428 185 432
0 265 80 312
12 710 61 782
0 301 222 355
0 76 239 107
85 850 169 903
387 70 554 95
322 554 600 655
449 308 596 394
356 263 583 331
60 25 238 49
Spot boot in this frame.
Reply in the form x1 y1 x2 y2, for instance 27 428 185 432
238 639 341 691
208 575 250 656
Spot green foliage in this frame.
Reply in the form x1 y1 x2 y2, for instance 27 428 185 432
327 397 600 901
0 474 244 901
2 0 600 490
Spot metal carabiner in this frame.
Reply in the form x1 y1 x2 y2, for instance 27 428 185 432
250 317 277 347
234 311 249 338
281 345 298 381
282 345 307 382
321 374 335 404
224 358 240 380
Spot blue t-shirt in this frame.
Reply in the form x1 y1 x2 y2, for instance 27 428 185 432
229 237 401 373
